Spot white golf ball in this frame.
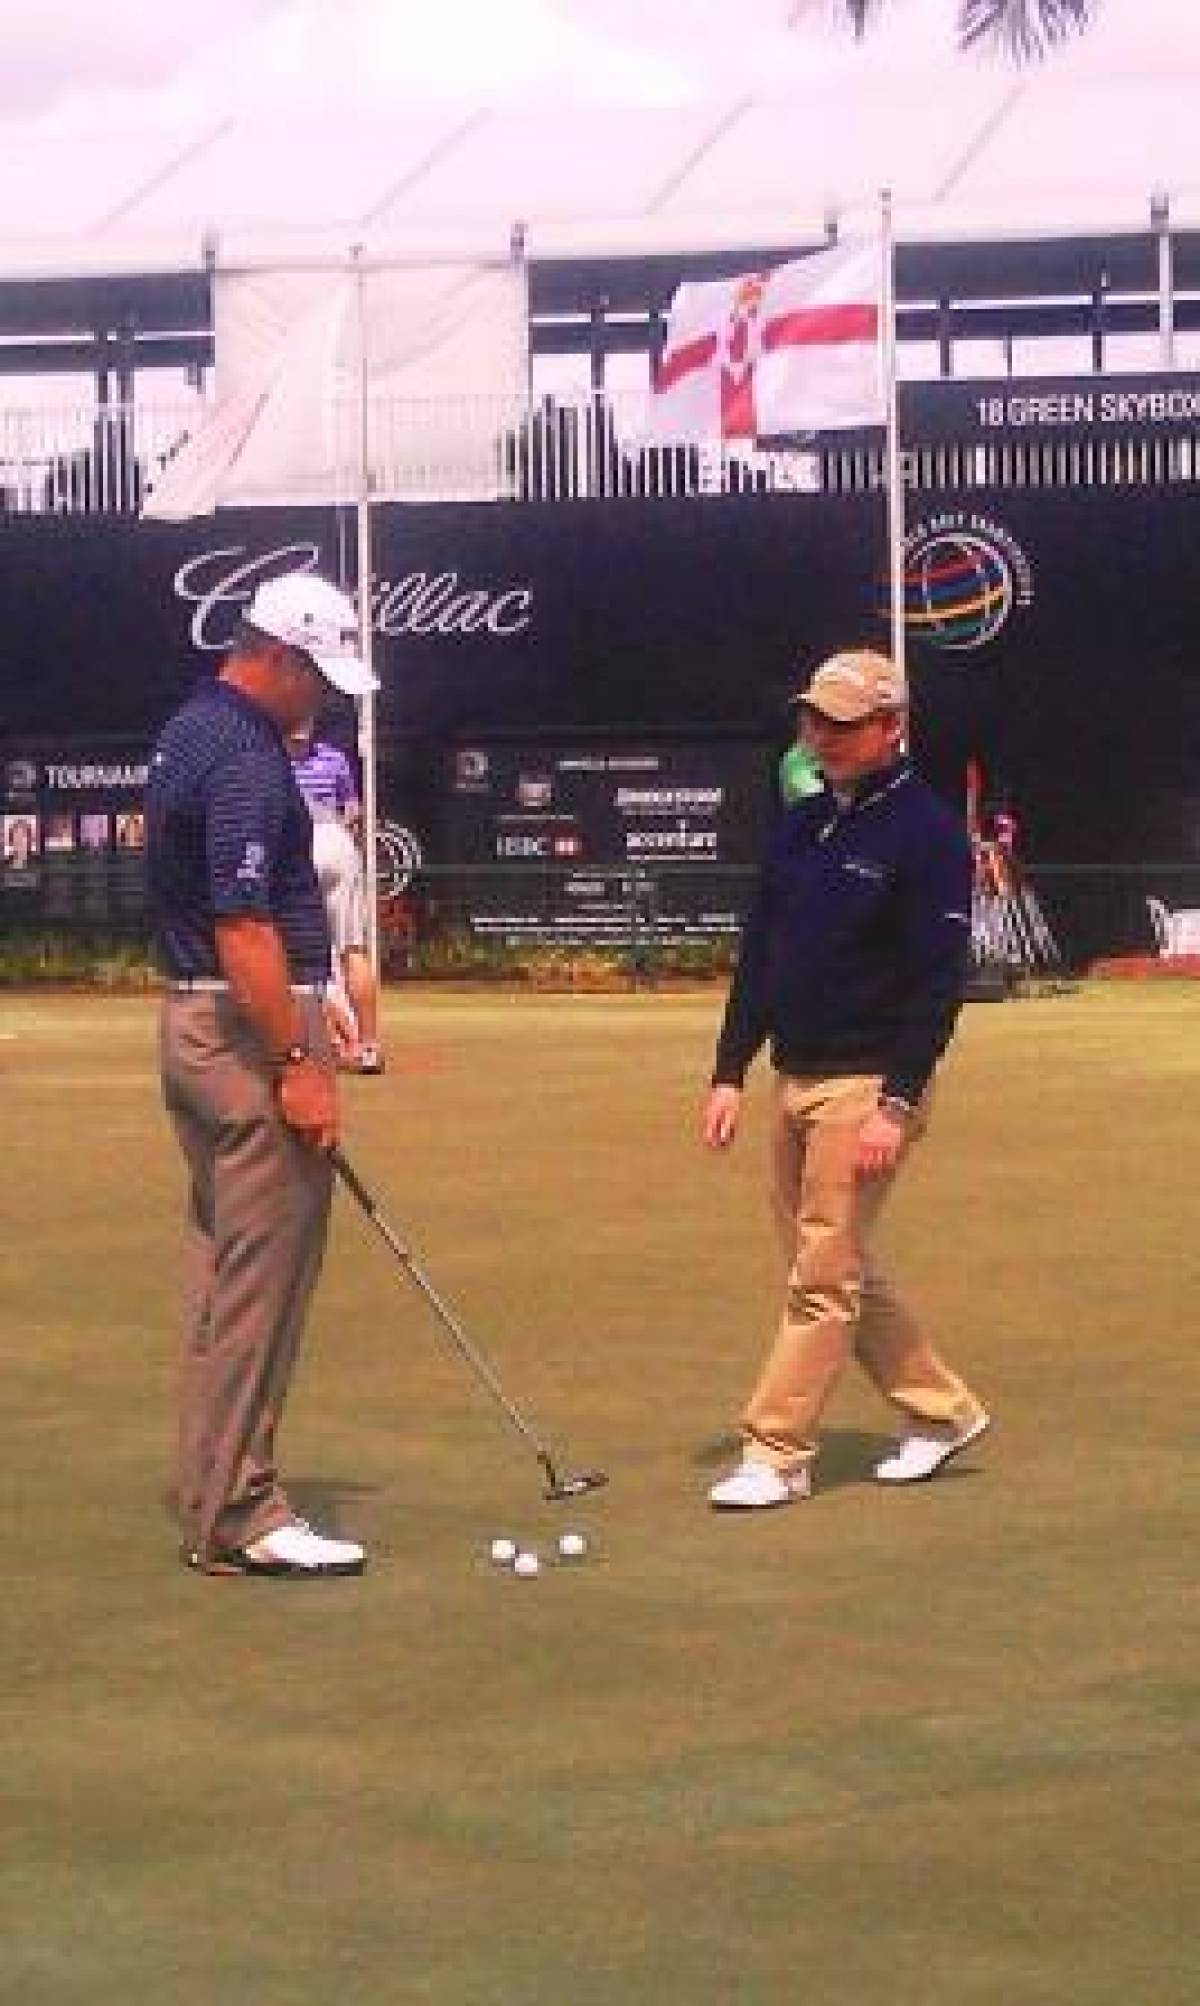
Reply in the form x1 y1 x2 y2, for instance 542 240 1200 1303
489 1537 518 1566
557 1532 588 1560
512 1551 540 1578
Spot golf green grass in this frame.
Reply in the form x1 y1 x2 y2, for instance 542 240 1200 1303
2 984 1196 2004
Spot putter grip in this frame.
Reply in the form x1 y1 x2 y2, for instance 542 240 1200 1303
329 1148 376 1217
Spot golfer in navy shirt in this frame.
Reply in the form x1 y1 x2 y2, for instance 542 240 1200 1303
147 570 378 1577
704 650 990 1511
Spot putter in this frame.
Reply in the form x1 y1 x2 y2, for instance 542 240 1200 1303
330 1149 608 1504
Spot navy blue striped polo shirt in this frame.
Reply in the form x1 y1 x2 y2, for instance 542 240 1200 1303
146 680 331 983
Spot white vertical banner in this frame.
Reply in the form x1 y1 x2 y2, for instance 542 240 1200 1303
143 256 529 518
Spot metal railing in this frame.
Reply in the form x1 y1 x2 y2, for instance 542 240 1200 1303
5 389 1200 517
0 400 195 516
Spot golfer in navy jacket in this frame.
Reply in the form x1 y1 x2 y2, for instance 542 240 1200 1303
147 570 378 1576
705 649 990 1509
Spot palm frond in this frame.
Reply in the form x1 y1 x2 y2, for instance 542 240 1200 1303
788 1 886 37
959 0 1101 63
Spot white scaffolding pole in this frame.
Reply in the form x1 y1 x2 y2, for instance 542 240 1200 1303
881 190 905 676
1152 190 1175 371
351 245 380 978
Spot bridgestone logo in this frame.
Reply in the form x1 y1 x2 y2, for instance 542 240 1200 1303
615 787 723 812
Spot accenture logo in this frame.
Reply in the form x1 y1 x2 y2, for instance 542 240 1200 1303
900 513 1033 652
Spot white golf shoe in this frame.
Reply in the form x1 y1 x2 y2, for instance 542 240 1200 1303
189 1517 366 1577
874 1412 991 1485
708 1459 812 1510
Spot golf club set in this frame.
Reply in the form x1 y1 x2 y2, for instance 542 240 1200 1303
329 1150 608 1507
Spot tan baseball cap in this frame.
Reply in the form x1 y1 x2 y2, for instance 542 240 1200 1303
795 649 907 722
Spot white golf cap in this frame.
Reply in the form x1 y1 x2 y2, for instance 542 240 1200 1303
245 571 379 697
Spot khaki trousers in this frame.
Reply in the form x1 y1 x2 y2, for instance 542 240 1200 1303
159 992 334 1561
741 1072 983 1471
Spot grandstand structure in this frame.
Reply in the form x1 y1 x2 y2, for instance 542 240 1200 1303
2 6 1200 513
2 219 1200 513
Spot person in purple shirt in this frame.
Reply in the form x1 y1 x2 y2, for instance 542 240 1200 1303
289 722 384 1075
291 736 361 830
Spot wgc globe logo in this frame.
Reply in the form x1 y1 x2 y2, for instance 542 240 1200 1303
375 819 424 896
900 514 1033 652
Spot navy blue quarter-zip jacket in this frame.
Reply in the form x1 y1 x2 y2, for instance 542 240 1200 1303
713 759 973 1104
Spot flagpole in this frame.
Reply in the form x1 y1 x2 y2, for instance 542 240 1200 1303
881 189 905 678
351 242 380 981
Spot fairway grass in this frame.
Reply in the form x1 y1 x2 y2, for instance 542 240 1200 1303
2 985 1197 2005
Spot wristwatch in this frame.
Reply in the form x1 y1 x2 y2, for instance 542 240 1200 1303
878 1094 914 1123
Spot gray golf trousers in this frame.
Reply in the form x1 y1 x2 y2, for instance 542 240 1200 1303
159 989 334 1562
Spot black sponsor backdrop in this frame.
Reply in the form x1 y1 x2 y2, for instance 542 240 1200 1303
0 748 148 925
903 374 1200 445
445 739 773 942
0 495 880 737
903 488 1200 870
448 740 771 865
0 495 881 934
2 489 1199 950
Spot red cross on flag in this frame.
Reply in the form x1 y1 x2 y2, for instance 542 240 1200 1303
649 240 884 443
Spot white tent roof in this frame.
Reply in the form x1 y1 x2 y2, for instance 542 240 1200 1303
1 0 1197 274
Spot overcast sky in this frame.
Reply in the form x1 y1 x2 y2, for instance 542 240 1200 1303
5 0 1191 132
6 0 759 122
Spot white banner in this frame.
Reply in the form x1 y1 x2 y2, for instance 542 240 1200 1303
145 260 529 517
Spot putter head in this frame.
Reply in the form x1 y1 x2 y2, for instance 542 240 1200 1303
541 1466 609 1503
